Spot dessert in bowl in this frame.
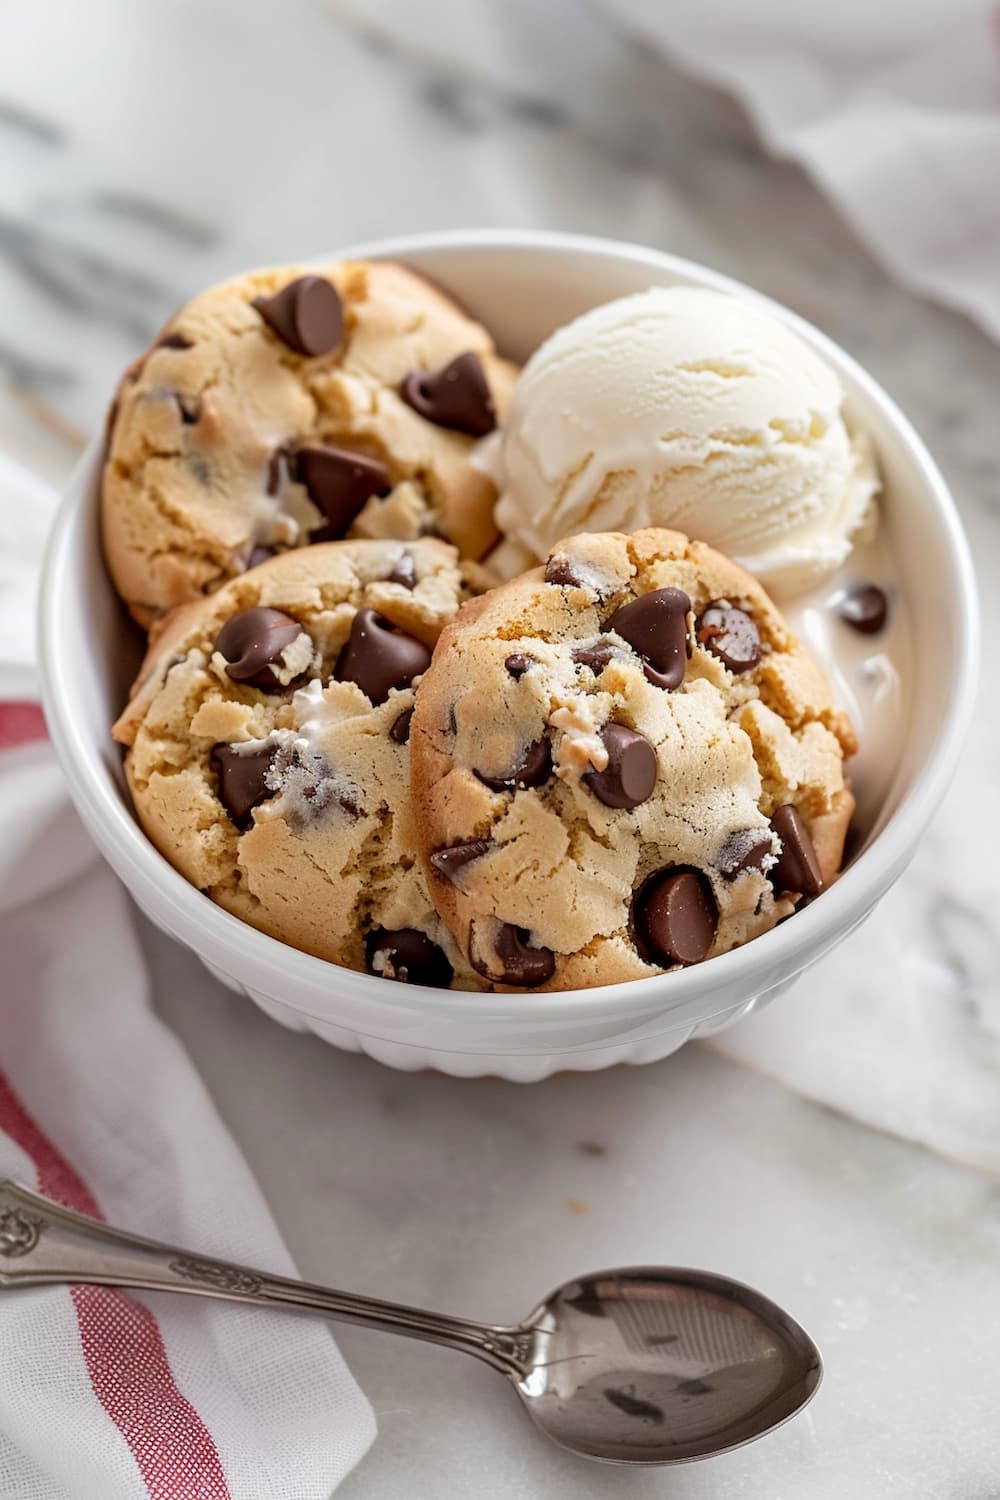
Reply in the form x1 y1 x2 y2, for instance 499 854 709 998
38 231 977 1079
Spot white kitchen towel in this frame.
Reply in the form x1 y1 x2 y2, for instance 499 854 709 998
600 0 1000 340
0 453 375 1498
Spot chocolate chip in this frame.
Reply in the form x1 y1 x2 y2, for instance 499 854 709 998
335 609 431 705
572 640 619 673
401 351 496 437
297 445 390 540
157 331 192 350
475 735 552 792
633 867 718 966
266 447 288 498
696 603 761 674
717 828 773 879
176 393 199 425
387 551 416 589
583 724 657 810
504 653 532 679
495 924 556 986
770 804 824 897
470 922 556 987
246 545 276 570
252 276 344 357
430 840 491 885
838 584 888 635
389 708 413 745
606 588 691 690
211 743 277 827
545 554 589 588
215 607 309 691
365 928 454 988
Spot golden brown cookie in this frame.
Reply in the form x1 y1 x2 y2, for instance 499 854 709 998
102 260 517 625
114 539 481 988
410 528 856 992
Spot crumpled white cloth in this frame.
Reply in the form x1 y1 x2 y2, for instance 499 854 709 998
600 0 1000 340
0 450 375 1499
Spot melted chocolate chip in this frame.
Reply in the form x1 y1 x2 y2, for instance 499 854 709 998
365 928 454 988
696 603 761 674
335 609 431 705
297 445 390 540
266 447 288 498
545 554 590 588
215 607 309 691
572 639 619 673
157 331 192 350
475 735 552 792
606 588 691 690
583 724 657 810
429 839 491 882
246 545 276 570
838 584 888 635
211 743 277 827
387 551 416 589
252 276 343 357
504 653 532 679
389 708 414 745
770 804 824 897
470 922 555 987
401 351 496 436
633 867 718 966
717 828 773 879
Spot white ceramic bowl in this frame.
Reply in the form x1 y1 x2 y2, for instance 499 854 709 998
39 230 978 1081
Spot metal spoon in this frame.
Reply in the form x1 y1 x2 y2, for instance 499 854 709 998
0 1181 820 1466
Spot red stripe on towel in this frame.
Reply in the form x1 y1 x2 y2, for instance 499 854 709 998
0 1070 232 1500
0 702 48 750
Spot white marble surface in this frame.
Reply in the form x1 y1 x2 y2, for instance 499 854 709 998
2 1 999 1493
145 918 1000 1500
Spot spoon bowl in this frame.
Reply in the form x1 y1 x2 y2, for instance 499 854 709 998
517 1268 822 1464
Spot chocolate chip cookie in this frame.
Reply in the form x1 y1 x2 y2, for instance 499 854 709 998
113 538 479 987
410 528 856 991
102 260 517 625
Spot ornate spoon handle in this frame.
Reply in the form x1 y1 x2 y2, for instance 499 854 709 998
0 1181 529 1376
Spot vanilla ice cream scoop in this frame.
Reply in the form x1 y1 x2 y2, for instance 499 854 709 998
490 287 878 594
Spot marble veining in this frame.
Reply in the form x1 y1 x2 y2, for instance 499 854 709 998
1 2 998 1494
